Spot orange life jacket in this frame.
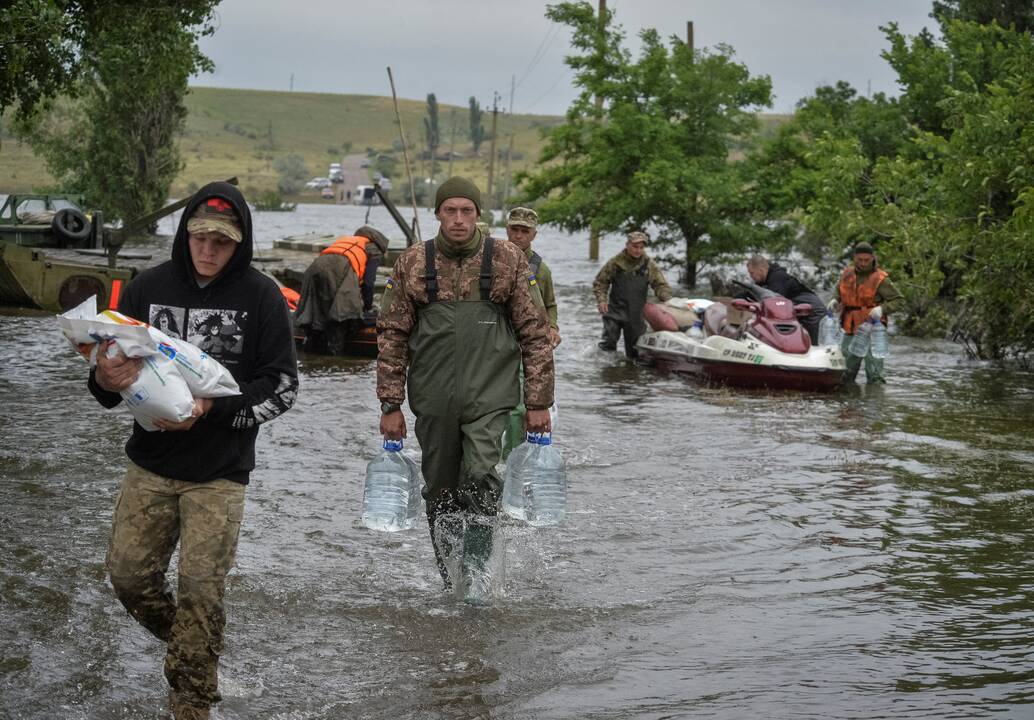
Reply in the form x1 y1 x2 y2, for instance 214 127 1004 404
838 266 888 334
321 236 369 280
280 286 300 312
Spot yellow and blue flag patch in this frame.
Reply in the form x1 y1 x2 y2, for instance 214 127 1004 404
528 274 538 287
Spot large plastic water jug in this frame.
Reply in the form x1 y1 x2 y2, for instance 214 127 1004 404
818 311 842 346
362 439 416 532
848 320 872 358
869 320 889 359
502 432 567 526
400 451 426 529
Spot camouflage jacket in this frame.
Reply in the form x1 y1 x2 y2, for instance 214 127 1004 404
592 251 673 304
377 230 555 410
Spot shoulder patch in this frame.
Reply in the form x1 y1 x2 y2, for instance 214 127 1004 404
386 277 395 290
528 274 538 286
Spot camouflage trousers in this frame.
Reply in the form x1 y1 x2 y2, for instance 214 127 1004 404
106 462 245 714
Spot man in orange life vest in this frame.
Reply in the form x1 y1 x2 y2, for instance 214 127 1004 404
293 225 389 354
828 241 902 384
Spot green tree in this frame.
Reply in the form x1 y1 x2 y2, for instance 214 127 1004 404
14 3 216 224
518 1 772 285
932 0 1034 32
0 1 84 121
274 154 310 194
424 93 440 179
468 97 485 156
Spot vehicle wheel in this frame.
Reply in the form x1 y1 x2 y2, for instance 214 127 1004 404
52 207 92 244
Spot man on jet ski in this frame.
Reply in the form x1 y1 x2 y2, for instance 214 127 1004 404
739 255 825 344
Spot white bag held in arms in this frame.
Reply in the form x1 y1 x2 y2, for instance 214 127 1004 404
57 296 240 431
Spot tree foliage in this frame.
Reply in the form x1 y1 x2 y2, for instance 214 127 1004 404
13 3 216 224
518 1 773 285
0 1 84 121
424 93 439 178
749 16 1034 363
468 97 485 155
931 0 1034 32
274 154 309 195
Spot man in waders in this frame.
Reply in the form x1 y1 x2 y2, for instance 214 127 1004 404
593 230 673 358
501 206 560 460
376 177 555 597
828 241 903 384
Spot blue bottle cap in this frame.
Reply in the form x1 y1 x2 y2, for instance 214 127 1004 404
383 439 403 452
525 432 544 444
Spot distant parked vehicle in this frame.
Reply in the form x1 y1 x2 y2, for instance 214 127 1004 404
320 186 335 200
360 159 371 168
306 177 331 189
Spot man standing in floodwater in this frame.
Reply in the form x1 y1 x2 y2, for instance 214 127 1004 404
89 182 298 720
376 176 554 597
828 241 903 384
501 205 560 459
593 230 673 358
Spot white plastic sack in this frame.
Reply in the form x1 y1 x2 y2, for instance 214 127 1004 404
665 297 714 312
58 296 240 431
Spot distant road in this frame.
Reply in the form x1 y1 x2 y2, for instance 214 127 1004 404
335 153 370 204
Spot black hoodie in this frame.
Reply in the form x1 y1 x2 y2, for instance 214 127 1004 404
88 181 299 484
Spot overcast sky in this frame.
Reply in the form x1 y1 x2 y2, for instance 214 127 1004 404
193 0 939 116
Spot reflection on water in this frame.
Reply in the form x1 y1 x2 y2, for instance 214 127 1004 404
2 203 1033 718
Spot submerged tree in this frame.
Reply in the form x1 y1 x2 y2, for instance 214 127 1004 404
15 3 217 224
518 1 773 286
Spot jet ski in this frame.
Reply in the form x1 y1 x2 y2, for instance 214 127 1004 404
636 284 845 392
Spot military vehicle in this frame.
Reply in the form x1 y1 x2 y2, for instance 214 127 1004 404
0 180 239 312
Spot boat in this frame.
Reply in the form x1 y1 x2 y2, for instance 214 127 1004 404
273 182 418 357
636 285 845 392
0 193 135 312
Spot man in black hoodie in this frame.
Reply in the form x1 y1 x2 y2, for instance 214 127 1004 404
744 255 825 343
89 182 298 720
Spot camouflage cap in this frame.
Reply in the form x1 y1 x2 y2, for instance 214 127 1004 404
187 197 242 243
627 230 649 245
507 206 538 228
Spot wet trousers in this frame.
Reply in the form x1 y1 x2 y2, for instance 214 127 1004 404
840 333 886 384
106 463 244 712
416 408 509 588
600 316 641 358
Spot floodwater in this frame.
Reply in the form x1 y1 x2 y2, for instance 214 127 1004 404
2 201 1033 719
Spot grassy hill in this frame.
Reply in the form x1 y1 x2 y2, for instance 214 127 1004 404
0 86 565 199
1 86 791 199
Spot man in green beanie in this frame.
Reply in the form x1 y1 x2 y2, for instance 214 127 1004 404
828 241 902 384
376 176 555 600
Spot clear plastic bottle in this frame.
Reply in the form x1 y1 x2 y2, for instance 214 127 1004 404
361 439 413 532
848 319 872 358
400 452 426 529
687 320 705 339
502 432 567 526
502 433 539 521
818 311 842 346
869 319 889 359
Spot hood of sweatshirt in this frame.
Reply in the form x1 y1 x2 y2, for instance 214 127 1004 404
171 181 253 288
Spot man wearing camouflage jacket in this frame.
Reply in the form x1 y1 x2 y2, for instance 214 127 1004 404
593 230 673 358
377 176 554 594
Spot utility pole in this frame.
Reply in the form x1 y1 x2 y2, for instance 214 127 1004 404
502 73 516 220
687 21 693 50
588 0 606 261
486 92 500 214
289 73 294 92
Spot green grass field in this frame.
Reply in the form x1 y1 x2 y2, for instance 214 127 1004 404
0 86 790 199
